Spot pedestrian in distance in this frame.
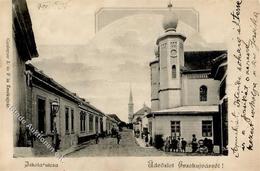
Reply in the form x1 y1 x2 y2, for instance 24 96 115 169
177 137 181 152
172 137 178 152
169 136 173 152
164 137 169 152
145 134 149 147
95 132 99 144
203 138 214 153
111 127 115 137
116 132 121 144
181 138 187 152
191 134 198 153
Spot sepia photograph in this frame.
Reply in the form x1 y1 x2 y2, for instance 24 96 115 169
12 0 228 158
0 0 259 170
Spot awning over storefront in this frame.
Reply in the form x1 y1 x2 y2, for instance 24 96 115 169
147 105 218 117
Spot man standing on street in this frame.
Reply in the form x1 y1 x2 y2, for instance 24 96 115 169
116 133 121 144
95 132 99 144
181 138 187 152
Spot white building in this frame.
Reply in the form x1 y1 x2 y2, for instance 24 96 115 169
147 4 227 151
131 104 151 133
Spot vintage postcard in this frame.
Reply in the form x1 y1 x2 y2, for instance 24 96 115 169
0 0 260 170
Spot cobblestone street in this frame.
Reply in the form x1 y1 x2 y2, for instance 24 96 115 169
67 129 167 157
67 129 219 157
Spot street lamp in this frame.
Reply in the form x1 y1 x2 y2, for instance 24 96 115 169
51 99 60 151
51 100 59 117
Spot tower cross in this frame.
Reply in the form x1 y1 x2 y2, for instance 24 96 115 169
168 0 173 10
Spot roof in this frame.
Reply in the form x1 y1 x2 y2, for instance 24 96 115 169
149 59 159 66
106 115 118 123
184 50 227 70
13 0 38 61
181 68 211 74
209 53 228 80
107 114 122 123
134 105 151 115
26 63 105 115
149 50 227 70
148 105 218 117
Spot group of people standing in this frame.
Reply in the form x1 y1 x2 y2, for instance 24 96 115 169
95 128 122 145
191 134 214 153
164 136 187 152
164 134 214 153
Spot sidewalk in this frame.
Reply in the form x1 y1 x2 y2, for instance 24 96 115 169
14 141 92 158
60 140 94 157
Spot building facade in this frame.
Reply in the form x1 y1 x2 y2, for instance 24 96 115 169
103 115 119 135
12 0 39 151
132 104 151 133
24 64 107 154
147 5 227 153
12 0 121 157
210 54 228 154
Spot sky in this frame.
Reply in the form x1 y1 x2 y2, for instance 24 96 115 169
26 0 231 122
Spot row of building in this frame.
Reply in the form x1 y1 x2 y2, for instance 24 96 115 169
129 4 228 154
12 0 120 156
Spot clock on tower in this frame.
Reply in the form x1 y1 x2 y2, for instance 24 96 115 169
170 49 177 58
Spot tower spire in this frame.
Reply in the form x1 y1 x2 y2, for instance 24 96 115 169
128 85 134 123
129 85 133 104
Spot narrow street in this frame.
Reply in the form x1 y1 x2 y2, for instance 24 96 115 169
67 129 220 157
67 129 166 157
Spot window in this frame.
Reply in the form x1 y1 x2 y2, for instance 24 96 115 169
38 98 46 134
89 114 93 132
200 85 207 101
172 65 176 78
171 121 180 137
50 102 54 133
83 114 86 131
65 107 69 132
80 113 83 132
71 109 74 133
95 116 99 133
80 111 85 132
100 118 103 133
202 120 212 137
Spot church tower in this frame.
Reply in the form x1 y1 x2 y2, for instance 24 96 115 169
150 45 160 111
128 87 134 123
157 2 186 109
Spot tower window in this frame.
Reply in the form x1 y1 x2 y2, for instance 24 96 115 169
172 65 176 78
200 85 207 101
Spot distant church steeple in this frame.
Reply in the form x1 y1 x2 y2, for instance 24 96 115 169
128 86 134 123
129 87 133 104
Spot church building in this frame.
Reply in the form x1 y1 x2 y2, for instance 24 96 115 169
147 4 227 153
